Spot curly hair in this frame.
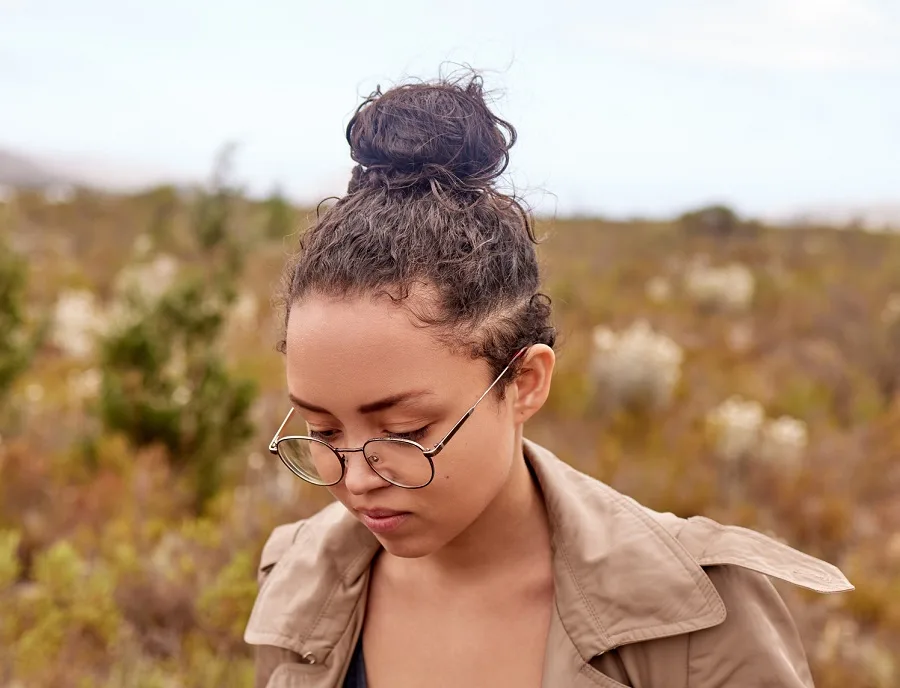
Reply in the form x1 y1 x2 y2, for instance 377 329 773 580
278 71 556 393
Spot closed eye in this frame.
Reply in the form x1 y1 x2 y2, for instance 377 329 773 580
308 426 431 444
308 428 340 442
386 426 430 442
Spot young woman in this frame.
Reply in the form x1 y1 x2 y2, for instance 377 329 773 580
244 74 853 688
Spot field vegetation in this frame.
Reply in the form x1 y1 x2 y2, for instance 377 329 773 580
1 172 898 686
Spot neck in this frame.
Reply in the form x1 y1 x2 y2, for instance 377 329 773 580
411 436 552 582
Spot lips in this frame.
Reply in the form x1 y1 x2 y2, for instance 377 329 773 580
356 508 411 534
358 508 407 519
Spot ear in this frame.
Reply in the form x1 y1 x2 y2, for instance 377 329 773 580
510 344 555 424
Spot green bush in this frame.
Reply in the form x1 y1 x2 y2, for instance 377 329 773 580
95 149 257 511
263 187 296 240
0 233 43 412
678 204 743 237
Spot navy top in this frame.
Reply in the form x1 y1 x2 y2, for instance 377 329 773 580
343 635 368 688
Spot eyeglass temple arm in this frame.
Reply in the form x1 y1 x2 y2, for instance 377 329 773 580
427 346 530 457
268 408 296 453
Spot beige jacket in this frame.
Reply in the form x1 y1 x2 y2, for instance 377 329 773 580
245 439 853 687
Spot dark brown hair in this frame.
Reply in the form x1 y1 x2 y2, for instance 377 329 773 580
278 72 556 391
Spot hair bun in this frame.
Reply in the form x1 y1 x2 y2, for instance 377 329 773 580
346 75 515 193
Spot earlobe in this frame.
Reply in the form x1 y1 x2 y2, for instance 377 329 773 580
513 345 555 423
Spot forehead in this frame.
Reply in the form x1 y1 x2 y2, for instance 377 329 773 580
284 295 468 408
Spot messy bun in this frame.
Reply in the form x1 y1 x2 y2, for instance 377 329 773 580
346 78 514 193
280 70 556 392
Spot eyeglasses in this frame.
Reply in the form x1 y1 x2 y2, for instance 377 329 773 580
268 346 530 489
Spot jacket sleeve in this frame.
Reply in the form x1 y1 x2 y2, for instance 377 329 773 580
688 564 816 687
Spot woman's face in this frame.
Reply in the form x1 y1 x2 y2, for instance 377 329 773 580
283 294 523 558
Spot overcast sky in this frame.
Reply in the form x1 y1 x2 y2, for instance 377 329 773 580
1 0 898 217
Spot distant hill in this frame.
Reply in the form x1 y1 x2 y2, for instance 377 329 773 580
0 149 72 189
0 147 192 192
765 202 900 232
2 147 898 230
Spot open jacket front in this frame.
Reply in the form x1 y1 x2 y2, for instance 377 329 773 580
245 439 853 687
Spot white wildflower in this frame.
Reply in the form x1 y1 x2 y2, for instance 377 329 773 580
103 298 142 334
132 234 154 259
150 533 186 575
25 383 44 404
171 385 191 406
589 320 684 411
591 326 617 352
758 416 808 470
881 293 900 326
886 533 900 565
162 342 188 381
248 452 265 471
114 254 179 305
684 261 755 311
51 289 106 359
852 511 880 539
645 276 672 304
229 290 260 331
706 395 765 464
67 368 102 403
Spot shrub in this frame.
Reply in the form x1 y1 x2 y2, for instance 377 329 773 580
0 232 42 411
95 149 257 511
263 187 296 240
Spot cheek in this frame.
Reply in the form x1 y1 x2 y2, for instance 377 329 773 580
427 418 515 507
434 431 509 483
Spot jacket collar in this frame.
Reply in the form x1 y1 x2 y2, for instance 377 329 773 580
526 439 725 658
245 439 726 664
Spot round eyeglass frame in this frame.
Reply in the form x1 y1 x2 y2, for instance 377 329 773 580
272 436 436 489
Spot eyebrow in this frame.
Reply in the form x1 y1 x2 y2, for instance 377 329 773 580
288 390 437 416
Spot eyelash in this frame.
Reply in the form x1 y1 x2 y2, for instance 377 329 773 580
309 426 431 443
389 426 430 442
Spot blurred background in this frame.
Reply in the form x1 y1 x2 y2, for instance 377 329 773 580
1 1 898 686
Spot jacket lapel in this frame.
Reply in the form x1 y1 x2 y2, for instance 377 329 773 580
524 439 727 659
245 501 378 671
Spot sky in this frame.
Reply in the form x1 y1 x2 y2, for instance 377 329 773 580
1 0 899 218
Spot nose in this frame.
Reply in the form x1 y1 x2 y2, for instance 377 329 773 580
341 449 389 495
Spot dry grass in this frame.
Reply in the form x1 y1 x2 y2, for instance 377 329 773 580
0 188 898 686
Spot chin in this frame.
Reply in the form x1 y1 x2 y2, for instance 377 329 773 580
375 532 441 559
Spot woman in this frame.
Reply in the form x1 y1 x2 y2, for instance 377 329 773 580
244 74 853 688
